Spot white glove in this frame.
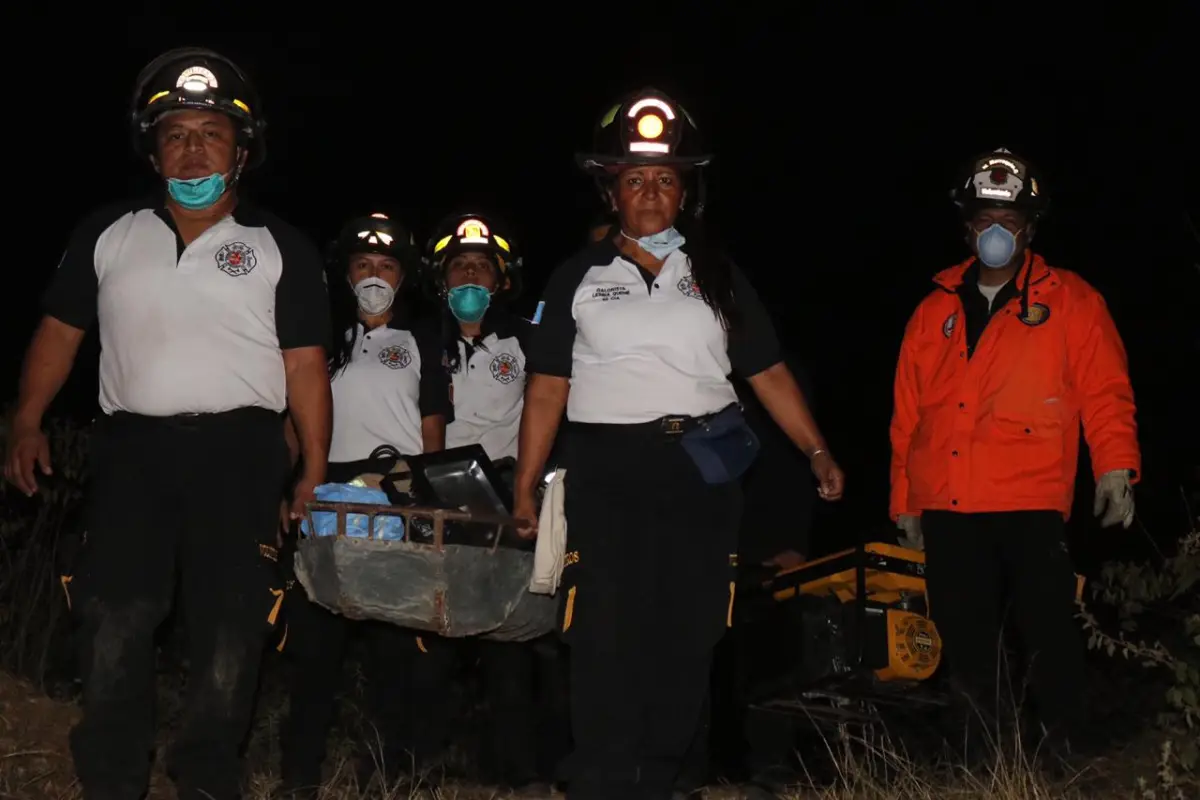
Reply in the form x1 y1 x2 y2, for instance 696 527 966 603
1094 469 1135 529
897 514 924 551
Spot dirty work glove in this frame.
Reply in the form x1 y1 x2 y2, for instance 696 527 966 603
897 514 923 551
1094 469 1135 529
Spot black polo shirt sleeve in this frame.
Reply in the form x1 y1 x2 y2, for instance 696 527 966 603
42 203 134 331
727 263 782 379
509 314 534 354
413 321 454 421
268 218 333 352
526 255 589 378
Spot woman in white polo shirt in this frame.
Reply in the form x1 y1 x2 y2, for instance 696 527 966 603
392 211 557 794
512 88 846 800
279 211 452 798
432 211 529 468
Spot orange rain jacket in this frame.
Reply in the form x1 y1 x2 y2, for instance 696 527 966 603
889 253 1140 520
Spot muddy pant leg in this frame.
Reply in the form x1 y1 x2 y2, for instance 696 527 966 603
67 416 178 800
167 410 290 800
279 599 351 792
479 639 538 786
994 511 1088 749
922 511 1004 754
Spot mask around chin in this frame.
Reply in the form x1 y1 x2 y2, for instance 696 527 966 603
166 171 232 211
622 226 686 260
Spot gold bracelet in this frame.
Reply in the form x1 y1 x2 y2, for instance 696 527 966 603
809 448 827 459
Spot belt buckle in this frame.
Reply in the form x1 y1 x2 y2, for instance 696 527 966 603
661 416 687 436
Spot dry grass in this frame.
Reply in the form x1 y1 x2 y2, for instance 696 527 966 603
0 667 1163 800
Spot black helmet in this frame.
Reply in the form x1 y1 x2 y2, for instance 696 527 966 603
950 147 1049 220
130 47 267 168
330 212 421 276
576 87 712 174
423 211 523 300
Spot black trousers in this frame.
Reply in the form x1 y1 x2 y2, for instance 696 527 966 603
65 408 290 800
388 632 542 787
279 458 420 792
921 510 1087 753
279 598 417 790
558 423 741 800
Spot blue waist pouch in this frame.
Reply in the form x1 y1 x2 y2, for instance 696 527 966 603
679 404 761 485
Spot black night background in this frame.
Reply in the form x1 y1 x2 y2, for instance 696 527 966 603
0 12 1196 799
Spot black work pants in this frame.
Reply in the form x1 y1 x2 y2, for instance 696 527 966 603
559 423 741 800
921 510 1087 754
278 597 418 791
279 458 422 792
65 408 290 800
394 632 542 787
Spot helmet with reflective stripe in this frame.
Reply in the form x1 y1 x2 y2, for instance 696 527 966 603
130 47 267 168
951 147 1049 220
576 87 712 174
424 211 523 300
330 212 421 276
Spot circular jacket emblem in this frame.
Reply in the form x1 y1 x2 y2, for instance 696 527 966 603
378 345 412 370
1020 302 1051 327
215 241 257 277
676 272 702 299
489 353 520 384
943 312 958 339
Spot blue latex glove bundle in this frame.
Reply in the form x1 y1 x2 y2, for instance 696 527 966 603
299 482 405 541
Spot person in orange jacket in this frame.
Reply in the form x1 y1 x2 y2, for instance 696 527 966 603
889 147 1140 759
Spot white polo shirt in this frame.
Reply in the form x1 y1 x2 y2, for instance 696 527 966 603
42 197 330 417
526 240 782 424
329 320 451 463
445 312 530 461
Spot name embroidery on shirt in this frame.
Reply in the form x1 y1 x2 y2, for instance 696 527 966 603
214 241 258 277
490 353 520 384
591 286 631 302
677 272 702 300
378 345 412 370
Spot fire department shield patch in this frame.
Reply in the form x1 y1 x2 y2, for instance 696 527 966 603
676 273 702 300
943 312 958 338
378 345 412 370
1020 303 1051 327
490 353 520 384
215 241 257 277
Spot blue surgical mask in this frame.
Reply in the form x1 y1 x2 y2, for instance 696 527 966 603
166 172 228 210
624 226 686 259
447 284 492 323
975 224 1019 268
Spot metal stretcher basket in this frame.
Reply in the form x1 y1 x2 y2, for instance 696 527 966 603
292 445 558 642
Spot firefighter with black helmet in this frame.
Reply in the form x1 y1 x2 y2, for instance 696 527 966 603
377 211 559 794
513 87 843 799
3 47 332 800
425 210 529 463
889 147 1140 760
130 46 268 205
277 211 453 797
